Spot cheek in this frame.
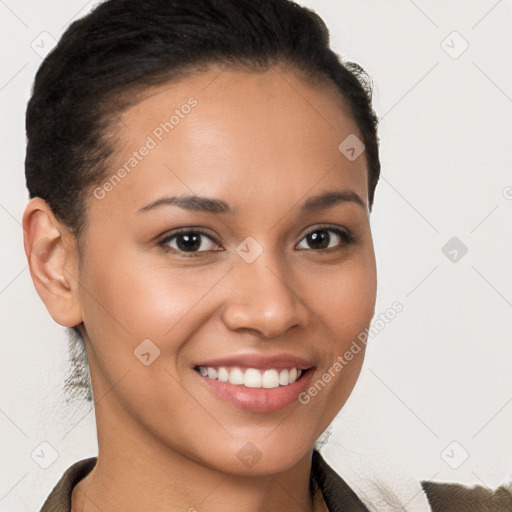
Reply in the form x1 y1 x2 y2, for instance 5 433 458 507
80 245 227 339
77 250 229 419
77 247 239 401
294 250 376 415
299 249 377 339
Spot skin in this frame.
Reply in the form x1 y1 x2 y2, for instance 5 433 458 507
23 65 377 512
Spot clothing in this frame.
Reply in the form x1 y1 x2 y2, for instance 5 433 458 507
40 450 512 511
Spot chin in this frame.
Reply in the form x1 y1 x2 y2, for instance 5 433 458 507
199 432 317 476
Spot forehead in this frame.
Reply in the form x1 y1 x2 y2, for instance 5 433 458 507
89 66 369 221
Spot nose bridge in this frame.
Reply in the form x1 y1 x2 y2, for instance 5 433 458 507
221 239 308 337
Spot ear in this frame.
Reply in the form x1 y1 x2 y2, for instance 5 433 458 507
22 197 83 328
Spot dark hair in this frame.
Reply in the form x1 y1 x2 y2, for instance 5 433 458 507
25 0 380 401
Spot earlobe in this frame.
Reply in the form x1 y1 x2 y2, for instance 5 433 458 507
22 197 83 328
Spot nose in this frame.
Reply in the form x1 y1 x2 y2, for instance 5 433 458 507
221 255 310 338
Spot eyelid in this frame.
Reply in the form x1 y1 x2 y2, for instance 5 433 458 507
298 223 352 240
160 227 218 242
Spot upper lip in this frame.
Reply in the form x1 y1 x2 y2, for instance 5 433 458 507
194 353 315 370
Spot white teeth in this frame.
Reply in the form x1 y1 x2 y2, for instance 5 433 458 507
217 367 229 382
262 369 280 389
229 367 244 385
197 366 303 388
244 368 261 388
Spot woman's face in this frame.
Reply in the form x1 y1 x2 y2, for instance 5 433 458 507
74 66 377 474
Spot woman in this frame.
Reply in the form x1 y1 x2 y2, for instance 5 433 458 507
22 0 511 510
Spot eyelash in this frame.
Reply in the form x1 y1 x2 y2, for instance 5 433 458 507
157 225 355 258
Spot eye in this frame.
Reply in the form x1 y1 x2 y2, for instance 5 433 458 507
296 226 354 251
159 229 221 255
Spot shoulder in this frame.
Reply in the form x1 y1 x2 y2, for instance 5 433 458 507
312 449 512 512
311 449 370 511
421 479 512 512
40 457 97 512
42 453 512 512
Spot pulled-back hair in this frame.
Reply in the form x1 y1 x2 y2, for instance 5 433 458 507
25 0 380 401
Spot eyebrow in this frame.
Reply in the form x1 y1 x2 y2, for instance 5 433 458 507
137 189 366 215
301 190 366 212
137 195 233 215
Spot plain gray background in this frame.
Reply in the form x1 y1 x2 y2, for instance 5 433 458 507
1 1 511 510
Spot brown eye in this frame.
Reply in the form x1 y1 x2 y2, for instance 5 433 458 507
160 230 221 254
296 227 353 251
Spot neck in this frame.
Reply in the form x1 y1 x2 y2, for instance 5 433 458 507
72 412 317 512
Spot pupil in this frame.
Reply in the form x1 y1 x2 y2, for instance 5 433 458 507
177 233 201 251
307 230 329 249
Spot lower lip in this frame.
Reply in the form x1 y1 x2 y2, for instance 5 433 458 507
195 369 315 413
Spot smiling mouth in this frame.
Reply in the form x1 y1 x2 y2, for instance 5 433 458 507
193 365 308 389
